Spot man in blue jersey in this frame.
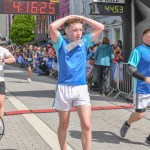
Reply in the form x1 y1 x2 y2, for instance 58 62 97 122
49 15 104 150
120 29 150 145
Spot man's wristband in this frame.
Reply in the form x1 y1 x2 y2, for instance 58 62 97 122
128 64 147 82
132 70 146 81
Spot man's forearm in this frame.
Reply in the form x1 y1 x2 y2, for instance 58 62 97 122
127 64 146 81
50 16 69 30
81 16 105 31
3 55 16 64
50 15 104 31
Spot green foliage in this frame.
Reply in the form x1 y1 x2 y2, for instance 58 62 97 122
10 15 35 45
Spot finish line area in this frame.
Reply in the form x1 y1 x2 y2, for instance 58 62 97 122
3 65 135 118
1 66 150 150
4 104 134 116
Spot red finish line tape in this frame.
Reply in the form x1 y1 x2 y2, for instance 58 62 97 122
4 105 134 116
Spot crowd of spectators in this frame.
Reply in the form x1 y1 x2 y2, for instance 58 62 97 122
3 44 58 77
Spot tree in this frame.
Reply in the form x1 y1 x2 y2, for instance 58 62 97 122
10 15 35 45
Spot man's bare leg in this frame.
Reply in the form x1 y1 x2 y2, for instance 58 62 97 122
58 110 70 150
76 105 91 150
0 95 5 118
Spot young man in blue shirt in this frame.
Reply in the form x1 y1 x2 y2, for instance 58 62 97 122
120 29 150 145
50 15 104 150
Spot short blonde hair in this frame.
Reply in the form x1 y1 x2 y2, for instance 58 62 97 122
64 18 83 28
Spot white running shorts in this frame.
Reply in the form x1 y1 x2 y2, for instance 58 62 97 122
133 93 150 110
53 84 91 111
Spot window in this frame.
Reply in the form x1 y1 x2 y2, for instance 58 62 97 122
114 28 120 43
111 19 122 44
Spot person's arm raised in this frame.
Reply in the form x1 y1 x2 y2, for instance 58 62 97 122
80 16 105 42
49 15 78 43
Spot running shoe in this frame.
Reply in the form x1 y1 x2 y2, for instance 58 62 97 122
27 78 32 83
145 135 150 145
120 122 130 137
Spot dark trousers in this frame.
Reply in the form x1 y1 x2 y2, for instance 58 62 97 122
96 65 110 94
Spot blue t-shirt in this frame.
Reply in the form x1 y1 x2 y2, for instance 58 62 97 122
128 44 150 94
52 33 94 85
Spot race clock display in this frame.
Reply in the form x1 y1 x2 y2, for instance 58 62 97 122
90 2 125 16
0 0 59 15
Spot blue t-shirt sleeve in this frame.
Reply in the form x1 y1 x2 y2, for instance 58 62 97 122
52 32 63 53
128 48 141 67
82 33 94 49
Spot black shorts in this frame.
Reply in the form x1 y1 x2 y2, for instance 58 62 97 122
27 62 33 68
0 82 5 95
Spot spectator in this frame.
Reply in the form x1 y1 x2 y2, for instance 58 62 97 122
113 48 122 63
47 47 56 58
116 44 123 62
117 39 122 47
94 37 114 96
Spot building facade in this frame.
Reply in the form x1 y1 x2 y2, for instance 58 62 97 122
0 14 11 44
35 15 49 43
59 0 69 18
97 16 123 44
69 0 90 17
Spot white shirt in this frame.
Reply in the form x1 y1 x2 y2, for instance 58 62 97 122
0 46 11 81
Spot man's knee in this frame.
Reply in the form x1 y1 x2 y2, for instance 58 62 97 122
82 122 91 132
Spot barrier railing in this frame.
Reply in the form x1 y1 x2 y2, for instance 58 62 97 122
108 62 133 99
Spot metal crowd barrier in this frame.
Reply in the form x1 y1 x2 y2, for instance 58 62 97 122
108 62 133 99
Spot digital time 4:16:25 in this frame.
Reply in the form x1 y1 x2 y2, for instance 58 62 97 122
3 0 59 15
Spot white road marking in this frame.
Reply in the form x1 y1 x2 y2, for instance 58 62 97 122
4 70 24 73
6 90 73 150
